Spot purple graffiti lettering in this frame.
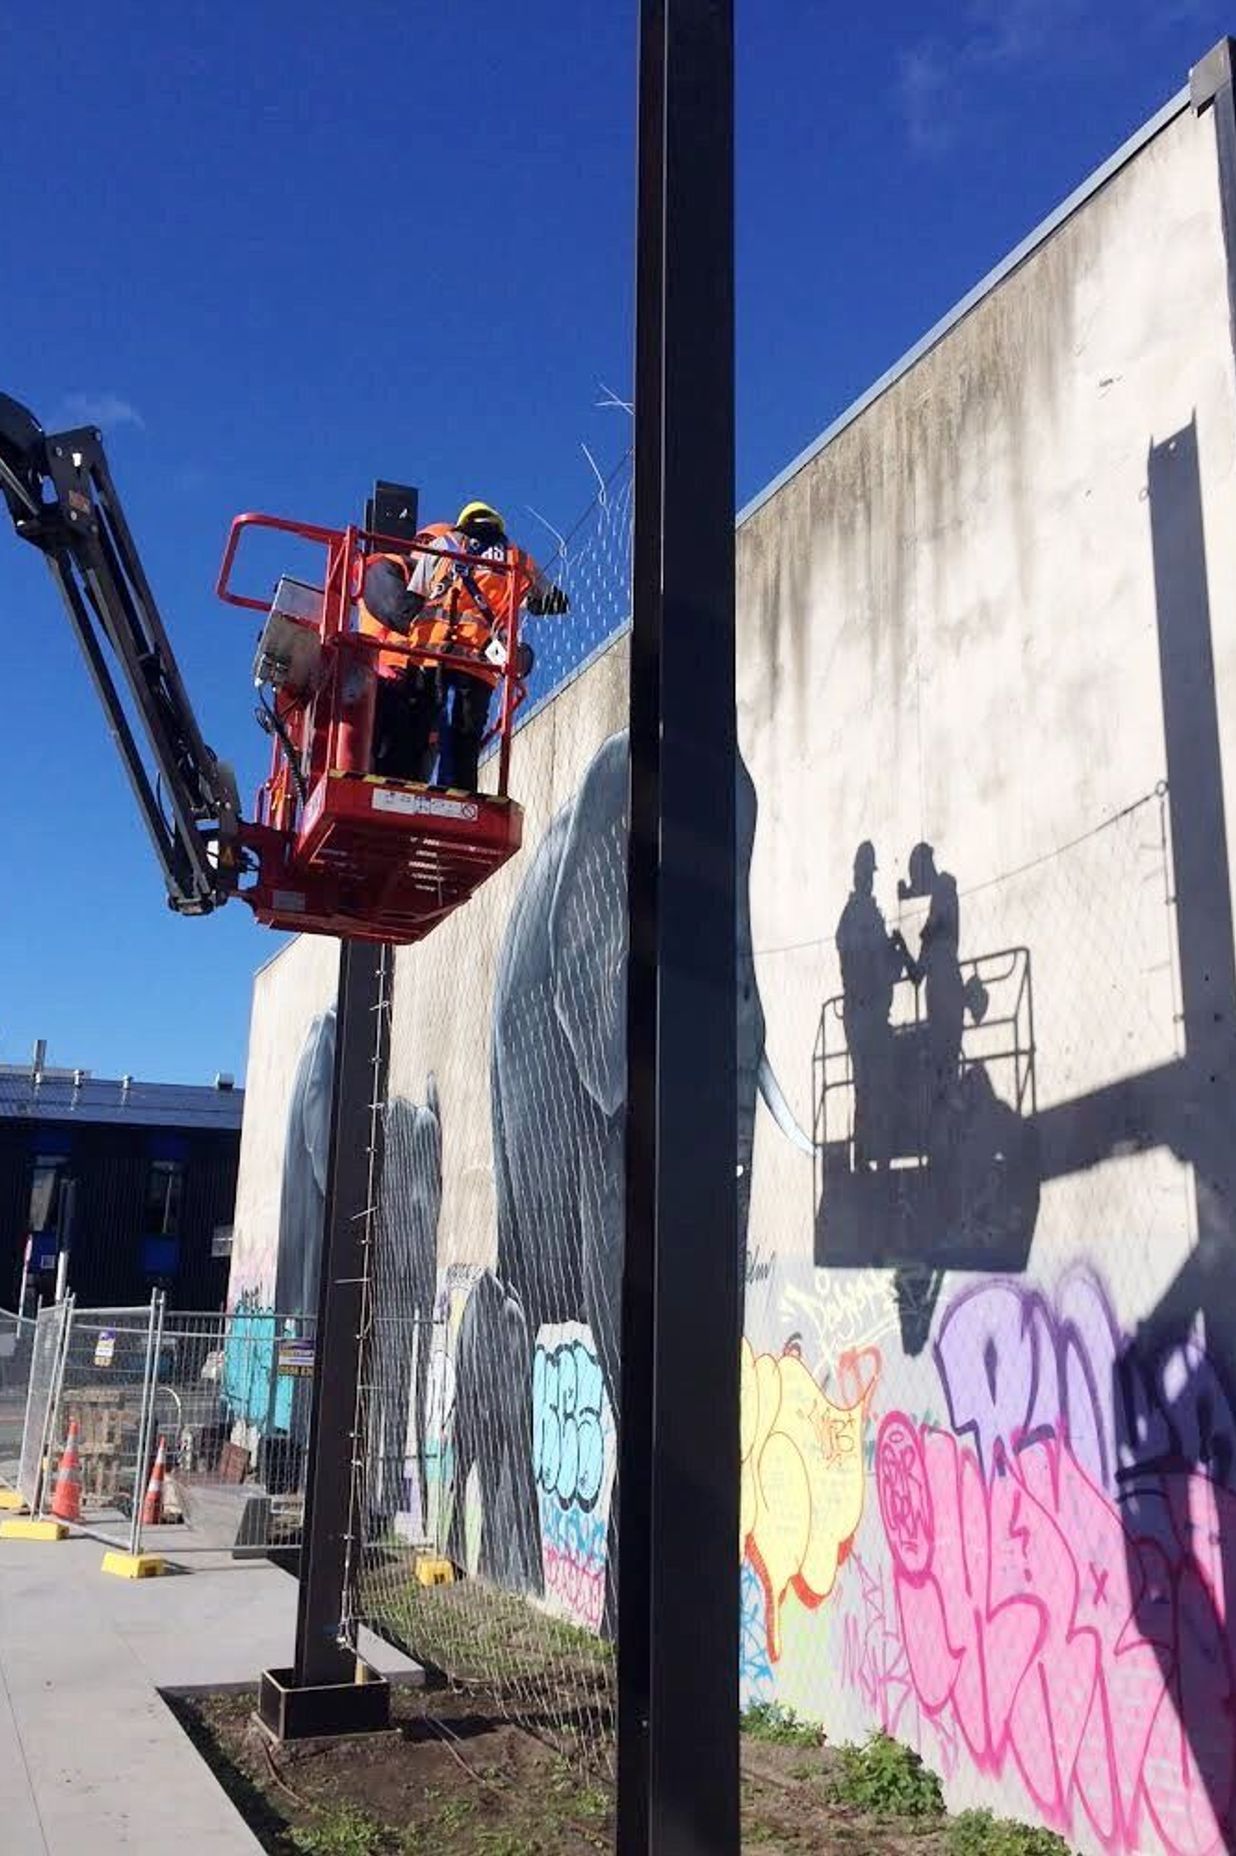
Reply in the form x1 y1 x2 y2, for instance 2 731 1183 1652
933 1270 1235 1497
934 1283 1060 1478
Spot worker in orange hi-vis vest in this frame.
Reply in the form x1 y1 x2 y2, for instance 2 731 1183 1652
359 500 569 789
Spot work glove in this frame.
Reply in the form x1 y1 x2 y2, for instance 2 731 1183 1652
528 583 570 617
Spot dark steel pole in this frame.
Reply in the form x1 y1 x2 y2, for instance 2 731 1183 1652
293 936 389 1689
620 1 738 1852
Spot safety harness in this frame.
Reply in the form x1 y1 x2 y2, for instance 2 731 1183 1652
436 530 513 666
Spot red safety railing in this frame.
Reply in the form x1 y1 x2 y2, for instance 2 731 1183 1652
216 512 529 828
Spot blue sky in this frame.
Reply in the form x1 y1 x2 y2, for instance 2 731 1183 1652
0 0 1226 1084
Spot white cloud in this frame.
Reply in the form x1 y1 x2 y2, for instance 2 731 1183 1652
895 0 1100 155
962 0 1082 67
895 45 957 157
58 393 146 432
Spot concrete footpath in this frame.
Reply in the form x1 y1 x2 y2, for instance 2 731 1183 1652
0 1533 418 1853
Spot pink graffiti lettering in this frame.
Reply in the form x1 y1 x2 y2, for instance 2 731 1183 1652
838 1550 960 1780
542 1543 605 1634
876 1412 1236 1854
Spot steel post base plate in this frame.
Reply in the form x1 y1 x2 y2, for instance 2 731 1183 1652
257 1663 392 1742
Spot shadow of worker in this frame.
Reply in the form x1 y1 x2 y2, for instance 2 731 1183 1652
837 840 906 1171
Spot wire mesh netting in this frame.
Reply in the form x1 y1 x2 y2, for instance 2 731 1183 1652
350 461 632 1778
793 785 1182 1348
516 451 632 721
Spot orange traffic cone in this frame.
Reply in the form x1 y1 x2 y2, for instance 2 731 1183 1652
50 1417 82 1523
141 1435 167 1527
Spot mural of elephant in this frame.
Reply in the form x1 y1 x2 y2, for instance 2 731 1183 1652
273 1014 444 1531
449 728 807 1621
274 1007 336 1324
369 1079 443 1525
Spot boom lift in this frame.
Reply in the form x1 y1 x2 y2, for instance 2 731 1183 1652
0 393 526 945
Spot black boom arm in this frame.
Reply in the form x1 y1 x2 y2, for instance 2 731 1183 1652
0 392 241 913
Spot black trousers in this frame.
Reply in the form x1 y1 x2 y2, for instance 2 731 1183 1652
372 669 493 789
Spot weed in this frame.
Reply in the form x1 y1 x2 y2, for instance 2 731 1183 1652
430 1796 476 1834
947 1809 1074 1855
290 1804 391 1856
743 1819 777 1844
575 1784 610 1821
827 1732 945 1818
472 1832 541 1856
740 1701 822 1747
547 1760 577 1798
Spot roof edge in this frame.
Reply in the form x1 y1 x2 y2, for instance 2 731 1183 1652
736 80 1192 530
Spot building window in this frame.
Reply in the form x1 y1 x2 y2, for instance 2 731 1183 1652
27 1157 68 1233
144 1160 185 1237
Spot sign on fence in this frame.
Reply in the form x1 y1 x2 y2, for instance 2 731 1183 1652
277 1338 314 1377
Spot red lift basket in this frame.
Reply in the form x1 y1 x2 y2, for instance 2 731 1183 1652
217 513 528 945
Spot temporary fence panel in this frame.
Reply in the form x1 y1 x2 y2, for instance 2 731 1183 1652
350 462 631 1779
17 1301 70 1509
38 1302 158 1538
132 1307 316 1558
0 1309 37 1485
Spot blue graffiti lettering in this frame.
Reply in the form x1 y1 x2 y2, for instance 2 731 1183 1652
532 1336 606 1512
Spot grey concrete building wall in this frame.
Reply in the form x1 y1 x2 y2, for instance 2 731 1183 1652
384 632 631 1272
228 932 339 1310
736 89 1236 1854
226 67 1236 1855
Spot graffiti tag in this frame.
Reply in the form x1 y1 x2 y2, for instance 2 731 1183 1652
934 1272 1236 1493
740 1338 878 1661
532 1324 616 1633
877 1410 1236 1855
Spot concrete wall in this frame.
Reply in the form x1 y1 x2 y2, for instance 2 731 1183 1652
228 81 1236 1855
737 95 1236 1854
385 632 631 1271
227 931 338 1311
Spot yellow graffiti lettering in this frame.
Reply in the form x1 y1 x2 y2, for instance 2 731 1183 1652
740 1338 877 1661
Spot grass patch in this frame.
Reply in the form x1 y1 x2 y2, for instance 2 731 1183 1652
289 1804 393 1854
471 1836 542 1856
428 1796 476 1835
827 1732 945 1818
169 1675 1079 1856
947 1810 1074 1855
575 1784 610 1821
361 1571 614 1768
740 1701 822 1747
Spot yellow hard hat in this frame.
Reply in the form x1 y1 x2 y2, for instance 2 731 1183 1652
457 500 505 533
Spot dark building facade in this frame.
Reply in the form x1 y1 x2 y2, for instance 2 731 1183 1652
0 1063 243 1312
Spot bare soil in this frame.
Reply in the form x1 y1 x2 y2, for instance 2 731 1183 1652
166 1682 956 1855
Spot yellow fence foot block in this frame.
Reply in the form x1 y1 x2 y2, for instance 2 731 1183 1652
0 1490 28 1513
100 1551 166 1580
414 1556 455 1588
0 1518 67 1542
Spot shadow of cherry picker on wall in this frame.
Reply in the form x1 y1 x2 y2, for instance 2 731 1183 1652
814 843 1041 1352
